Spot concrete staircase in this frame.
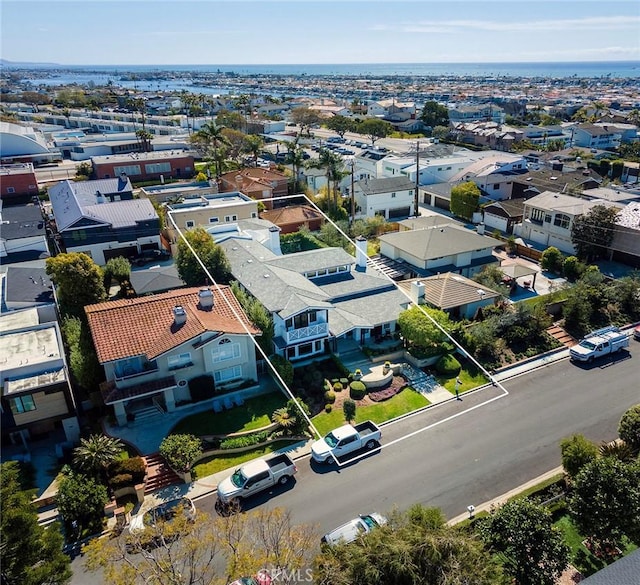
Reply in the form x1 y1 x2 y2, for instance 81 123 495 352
132 404 164 424
546 324 578 348
142 453 182 495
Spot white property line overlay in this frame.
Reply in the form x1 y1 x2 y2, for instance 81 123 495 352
168 190 508 467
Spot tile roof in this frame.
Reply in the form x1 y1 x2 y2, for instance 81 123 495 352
85 286 259 363
260 205 324 226
399 274 500 310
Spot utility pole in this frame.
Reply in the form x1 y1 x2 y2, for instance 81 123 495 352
414 140 420 217
350 160 355 232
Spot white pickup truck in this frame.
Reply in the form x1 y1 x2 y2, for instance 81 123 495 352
311 421 382 464
217 453 297 505
569 326 630 363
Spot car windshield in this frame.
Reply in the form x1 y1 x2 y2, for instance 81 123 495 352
231 469 247 488
580 341 596 350
324 432 339 448
360 515 377 530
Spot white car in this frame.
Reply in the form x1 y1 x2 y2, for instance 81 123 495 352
128 497 196 544
321 513 387 546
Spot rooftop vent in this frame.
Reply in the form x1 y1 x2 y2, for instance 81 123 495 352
172 305 187 326
198 288 214 310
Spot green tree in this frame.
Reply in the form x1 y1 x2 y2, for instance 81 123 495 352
175 227 231 286
420 100 450 130
562 256 585 281
241 133 264 167
103 256 131 290
450 181 480 220
72 434 124 481
230 280 274 355
569 457 640 548
317 504 506 585
342 398 356 423
570 204 619 261
221 127 246 163
75 161 92 179
57 469 109 540
540 246 563 273
159 434 203 472
269 354 294 387
479 498 569 585
432 125 450 141
308 148 347 215
0 461 72 585
290 106 322 137
46 253 106 315
191 121 231 179
560 434 599 479
61 315 102 389
356 117 393 145
397 305 453 353
216 109 245 130
135 129 153 153
325 115 356 138
472 265 510 297
618 404 640 453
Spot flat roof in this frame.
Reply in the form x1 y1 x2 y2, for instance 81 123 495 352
0 324 62 372
5 368 67 395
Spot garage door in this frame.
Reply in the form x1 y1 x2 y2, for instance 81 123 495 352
103 245 137 261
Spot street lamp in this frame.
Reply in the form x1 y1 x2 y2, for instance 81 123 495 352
467 505 475 520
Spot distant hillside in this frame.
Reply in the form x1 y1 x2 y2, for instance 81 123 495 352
1 59 60 67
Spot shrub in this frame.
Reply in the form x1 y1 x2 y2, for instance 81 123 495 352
618 404 640 453
435 354 461 376
343 399 356 422
160 434 202 472
349 381 367 400
220 431 269 450
540 246 563 273
563 256 584 281
325 404 332 413
109 473 134 490
324 390 336 403
188 374 215 402
108 456 145 483
333 382 343 392
324 379 333 393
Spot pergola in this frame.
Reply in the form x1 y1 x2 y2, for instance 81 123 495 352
499 263 539 289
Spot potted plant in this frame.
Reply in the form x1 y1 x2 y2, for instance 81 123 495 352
353 368 362 381
383 361 391 374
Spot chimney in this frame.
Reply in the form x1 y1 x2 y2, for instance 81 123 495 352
477 223 485 235
268 225 282 255
355 236 367 270
95 190 105 204
198 288 214 310
172 305 187 326
410 281 425 306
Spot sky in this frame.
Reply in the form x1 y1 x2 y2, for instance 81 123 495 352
2 0 639 65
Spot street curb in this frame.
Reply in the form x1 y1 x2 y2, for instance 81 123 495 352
446 466 565 526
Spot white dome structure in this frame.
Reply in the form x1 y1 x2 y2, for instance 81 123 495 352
0 121 60 163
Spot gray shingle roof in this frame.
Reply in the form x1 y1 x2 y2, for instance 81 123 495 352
581 549 640 585
0 204 44 240
355 176 415 196
379 224 502 260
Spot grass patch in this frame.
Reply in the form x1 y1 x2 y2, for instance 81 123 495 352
170 392 287 436
192 439 301 478
435 364 488 394
508 473 565 501
311 388 428 436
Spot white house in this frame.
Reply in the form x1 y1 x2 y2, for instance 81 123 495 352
353 176 416 220
515 190 624 254
572 123 622 150
367 99 416 118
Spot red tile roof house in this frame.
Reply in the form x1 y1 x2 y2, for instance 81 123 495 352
260 204 325 234
219 168 289 210
85 287 261 427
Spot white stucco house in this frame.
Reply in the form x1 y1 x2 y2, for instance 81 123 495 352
353 176 416 220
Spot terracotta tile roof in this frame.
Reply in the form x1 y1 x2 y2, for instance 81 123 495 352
260 204 324 225
85 286 260 363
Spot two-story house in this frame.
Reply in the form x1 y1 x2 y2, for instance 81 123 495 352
571 123 622 150
218 235 408 359
218 168 289 210
378 224 502 278
1 308 80 450
0 203 49 262
353 176 416 220
48 177 162 264
367 99 416 118
448 104 505 125
0 163 39 202
85 287 261 427
515 190 624 254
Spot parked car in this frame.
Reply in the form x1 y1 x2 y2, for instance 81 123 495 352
217 453 297 505
229 571 272 585
569 326 629 363
634 325 640 341
321 513 388 546
127 497 196 550
311 421 382 464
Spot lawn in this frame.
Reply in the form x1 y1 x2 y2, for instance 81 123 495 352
311 388 428 436
170 392 287 436
192 439 301 479
435 365 488 394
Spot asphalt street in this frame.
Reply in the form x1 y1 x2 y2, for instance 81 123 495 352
69 349 639 584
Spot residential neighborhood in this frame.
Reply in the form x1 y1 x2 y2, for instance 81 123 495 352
1 6 640 583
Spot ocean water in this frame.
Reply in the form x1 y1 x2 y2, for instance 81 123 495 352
9 60 640 81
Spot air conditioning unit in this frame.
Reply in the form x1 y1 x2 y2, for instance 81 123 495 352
177 379 187 387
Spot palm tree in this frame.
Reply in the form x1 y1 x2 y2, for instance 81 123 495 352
242 134 264 167
308 149 349 215
72 434 124 479
135 129 153 153
287 146 307 192
192 121 231 179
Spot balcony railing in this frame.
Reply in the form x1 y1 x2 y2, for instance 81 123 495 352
286 322 328 342
114 362 159 385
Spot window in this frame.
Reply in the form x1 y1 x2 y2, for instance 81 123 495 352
10 395 36 414
185 220 195 228
554 213 570 229
545 214 552 223
224 215 238 222
214 365 242 383
6 187 15 194
145 162 171 174
251 212 257 218
168 352 193 370
209 217 219 224
71 230 87 241
298 342 313 356
211 340 240 362
493 184 500 190
391 193 396 198
114 164 141 176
